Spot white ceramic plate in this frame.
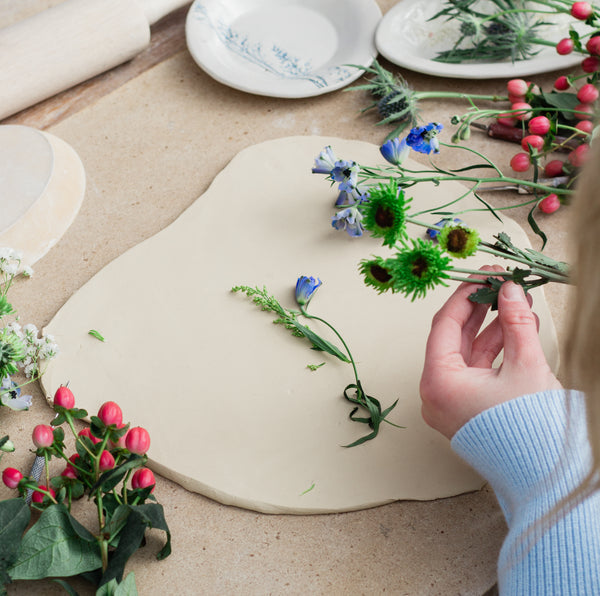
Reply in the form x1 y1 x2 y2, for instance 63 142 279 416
185 0 382 98
376 0 582 79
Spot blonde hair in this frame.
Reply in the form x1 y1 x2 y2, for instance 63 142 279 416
564 137 600 496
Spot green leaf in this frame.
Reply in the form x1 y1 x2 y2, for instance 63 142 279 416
90 455 145 494
291 321 350 363
9 504 101 580
88 330 105 342
96 572 138 596
527 203 547 249
0 499 30 586
100 504 171 587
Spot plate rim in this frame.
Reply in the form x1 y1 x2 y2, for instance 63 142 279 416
185 0 382 98
376 0 582 79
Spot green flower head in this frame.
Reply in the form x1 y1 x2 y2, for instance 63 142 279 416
360 256 397 294
390 239 453 301
0 332 25 378
363 180 411 247
438 224 480 259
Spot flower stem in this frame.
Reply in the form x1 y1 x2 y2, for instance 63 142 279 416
300 308 359 384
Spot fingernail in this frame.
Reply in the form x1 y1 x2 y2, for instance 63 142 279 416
503 281 524 301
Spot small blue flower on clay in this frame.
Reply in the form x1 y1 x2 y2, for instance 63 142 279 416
295 276 322 307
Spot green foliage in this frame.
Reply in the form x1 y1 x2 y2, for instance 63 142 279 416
231 285 350 363
9 504 101 580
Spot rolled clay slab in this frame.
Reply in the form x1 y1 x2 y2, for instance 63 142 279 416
0 125 86 267
41 136 559 514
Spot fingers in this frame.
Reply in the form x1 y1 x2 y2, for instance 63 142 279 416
497 282 548 371
469 292 534 368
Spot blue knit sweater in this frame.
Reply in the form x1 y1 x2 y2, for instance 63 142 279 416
451 390 600 594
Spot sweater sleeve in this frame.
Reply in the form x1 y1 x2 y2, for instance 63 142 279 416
451 389 600 595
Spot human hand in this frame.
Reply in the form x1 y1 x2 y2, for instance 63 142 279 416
420 267 562 439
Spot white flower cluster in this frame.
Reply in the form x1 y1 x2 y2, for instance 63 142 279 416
0 247 33 281
5 321 59 378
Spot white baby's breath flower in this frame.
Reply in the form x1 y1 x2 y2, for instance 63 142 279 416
23 323 38 337
23 362 37 378
22 265 33 277
1 262 18 276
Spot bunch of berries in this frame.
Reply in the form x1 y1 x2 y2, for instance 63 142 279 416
2 385 155 507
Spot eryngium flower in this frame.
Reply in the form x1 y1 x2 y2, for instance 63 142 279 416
390 239 452 300
362 180 411 247
438 224 480 258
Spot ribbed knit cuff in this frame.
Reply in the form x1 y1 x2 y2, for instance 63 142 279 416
451 389 591 525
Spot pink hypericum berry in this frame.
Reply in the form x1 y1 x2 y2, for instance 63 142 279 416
61 465 78 480
109 425 129 449
556 38 575 54
582 55 600 72
31 485 56 504
538 194 561 214
569 143 590 168
510 152 531 172
508 93 526 104
554 75 570 90
528 115 551 135
521 135 544 152
511 102 532 121
126 427 151 455
2 467 23 489
576 120 594 134
132 468 156 492
496 115 517 127
577 83 599 103
78 427 101 445
32 424 54 449
98 401 123 427
53 386 75 409
586 36 600 55
99 450 115 472
544 159 565 177
507 78 528 96
575 102 594 120
571 1 593 20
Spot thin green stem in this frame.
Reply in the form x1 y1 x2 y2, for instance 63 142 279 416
300 308 359 384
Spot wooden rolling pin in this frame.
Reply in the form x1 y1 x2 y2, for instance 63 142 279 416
0 0 191 120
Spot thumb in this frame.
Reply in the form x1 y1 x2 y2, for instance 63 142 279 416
498 282 545 369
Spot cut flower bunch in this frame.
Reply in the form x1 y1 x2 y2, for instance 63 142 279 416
312 124 570 306
0 386 170 594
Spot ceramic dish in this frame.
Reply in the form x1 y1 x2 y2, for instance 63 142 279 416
185 0 381 98
376 0 582 79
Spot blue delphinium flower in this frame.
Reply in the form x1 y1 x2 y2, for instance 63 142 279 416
406 122 443 154
426 217 464 240
336 188 370 207
380 137 410 165
330 160 359 192
295 276 322 307
312 146 337 174
332 207 365 237
0 376 32 411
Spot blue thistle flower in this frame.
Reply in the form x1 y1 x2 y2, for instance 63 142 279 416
295 276 322 307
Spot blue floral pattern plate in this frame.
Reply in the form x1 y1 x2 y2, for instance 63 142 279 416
185 0 382 98
376 0 581 79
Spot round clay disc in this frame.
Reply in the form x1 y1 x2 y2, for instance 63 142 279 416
0 124 85 267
